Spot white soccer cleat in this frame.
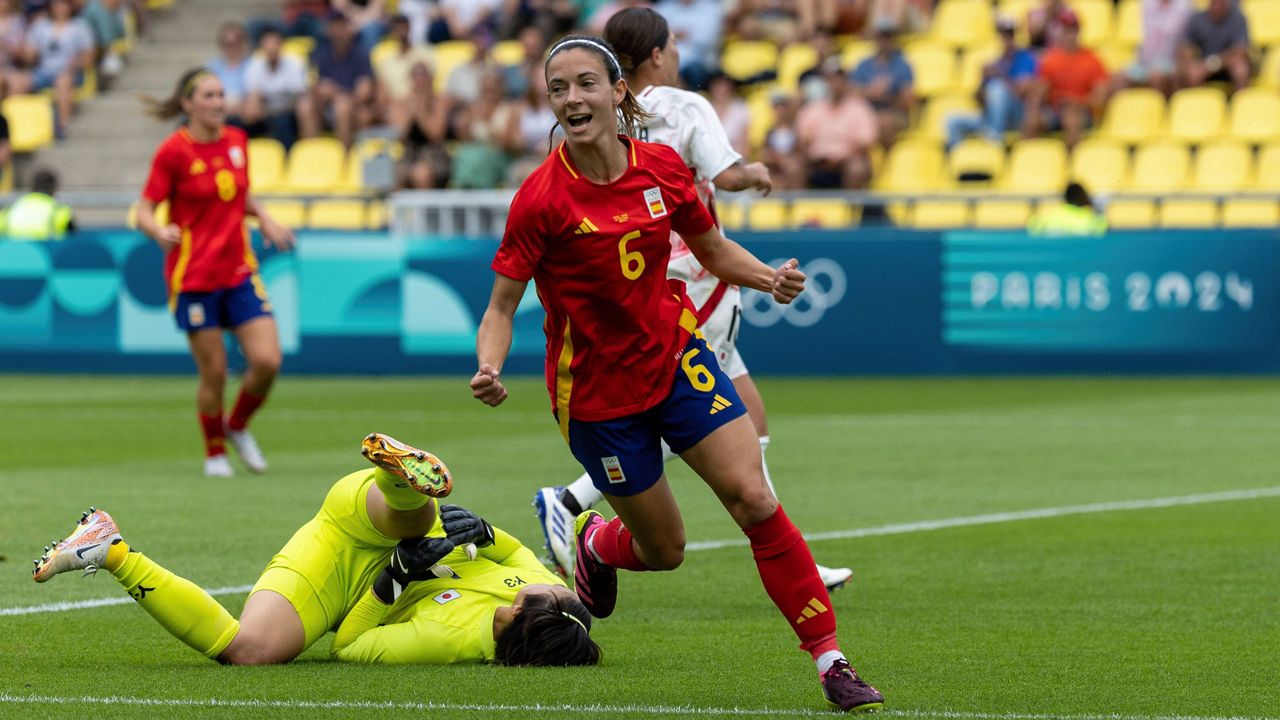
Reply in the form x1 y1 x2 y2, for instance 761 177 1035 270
532 487 576 577
33 507 122 583
204 454 234 477
226 427 267 474
818 564 854 592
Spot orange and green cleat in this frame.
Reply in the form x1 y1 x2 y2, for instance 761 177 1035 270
361 433 453 497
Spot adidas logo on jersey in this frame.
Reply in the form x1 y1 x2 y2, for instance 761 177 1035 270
709 394 733 414
574 217 599 235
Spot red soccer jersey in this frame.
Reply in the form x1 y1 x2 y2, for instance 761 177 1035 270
493 137 717 424
141 126 254 301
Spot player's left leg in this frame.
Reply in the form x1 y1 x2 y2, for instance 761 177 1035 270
187 327 232 477
225 279 281 474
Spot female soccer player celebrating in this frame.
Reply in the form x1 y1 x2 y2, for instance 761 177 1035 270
534 6 853 595
470 35 882 712
136 68 295 478
33 433 600 667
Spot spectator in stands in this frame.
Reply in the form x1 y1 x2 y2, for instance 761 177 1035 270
81 0 126 80
1177 0 1251 92
1027 181 1107 236
732 0 839 42
0 167 75 240
1022 10 1108 148
867 0 931 37
1117 0 1194 97
797 30 839 85
445 26 495 107
505 63 555 184
332 0 386 53
209 22 251 124
428 0 500 43
707 73 750 157
22 0 94 137
761 91 807 190
250 1 331 44
451 67 519 188
397 0 432 44
945 15 1037 148
655 0 720 91
0 0 31 98
1026 0 1070 51
243 26 308 148
396 60 451 189
796 59 876 188
500 24 546 99
298 11 375 147
850 17 915 147
376 13 433 125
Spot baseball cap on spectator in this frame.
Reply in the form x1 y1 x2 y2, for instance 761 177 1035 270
871 16 899 36
996 14 1017 33
1058 9 1080 29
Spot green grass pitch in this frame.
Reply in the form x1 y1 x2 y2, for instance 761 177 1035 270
1 375 1278 719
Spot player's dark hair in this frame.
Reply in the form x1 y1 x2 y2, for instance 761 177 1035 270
603 7 669 76
143 67 215 121
1065 181 1093 209
544 34 652 142
493 593 602 667
32 168 58 196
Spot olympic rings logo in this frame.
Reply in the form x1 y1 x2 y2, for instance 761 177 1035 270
741 258 847 328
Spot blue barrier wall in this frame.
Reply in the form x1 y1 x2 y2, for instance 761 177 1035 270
2 228 1278 374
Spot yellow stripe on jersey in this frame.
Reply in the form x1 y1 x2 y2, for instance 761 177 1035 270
242 225 258 271
556 319 574 443
557 143 579 180
629 137 637 166
167 228 193 311
678 307 697 334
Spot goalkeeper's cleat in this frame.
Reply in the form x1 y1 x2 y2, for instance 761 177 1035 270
821 659 884 713
361 433 452 497
204 454 234 478
533 486 575 577
818 564 854 592
32 507 122 583
225 426 267 474
572 511 617 619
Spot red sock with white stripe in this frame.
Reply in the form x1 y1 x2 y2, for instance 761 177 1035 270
198 413 226 458
586 516 653 571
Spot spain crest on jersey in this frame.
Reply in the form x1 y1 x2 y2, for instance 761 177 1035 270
644 187 667 219
229 146 246 169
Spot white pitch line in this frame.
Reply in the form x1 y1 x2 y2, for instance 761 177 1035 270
0 694 1274 720
5 486 1279 617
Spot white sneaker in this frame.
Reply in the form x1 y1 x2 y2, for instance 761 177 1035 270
33 507 122 583
225 427 267 474
204 454 234 477
818 564 854 592
532 487 576 577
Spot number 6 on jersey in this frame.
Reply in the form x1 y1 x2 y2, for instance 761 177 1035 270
618 230 645 280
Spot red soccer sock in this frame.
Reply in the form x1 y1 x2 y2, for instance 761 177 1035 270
744 505 840 660
226 390 266 432
198 413 226 458
589 516 653 572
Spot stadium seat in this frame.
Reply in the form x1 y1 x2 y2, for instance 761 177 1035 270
1001 138 1068 192
948 137 1005 186
1243 0 1280 47
903 42 958 98
432 40 476 91
366 200 389 230
282 137 347 194
1070 138 1129 192
956 43 1002 94
1095 44 1134 72
2 94 55 152
746 92 775 152
973 199 1031 227
260 200 306 228
1222 199 1280 226
840 40 874 71
1113 0 1142 48
1106 199 1156 228
996 0 1036 35
721 40 779 82
789 199 859 227
247 138 286 193
718 200 746 230
307 200 368 230
1256 143 1280 189
370 38 399 70
1129 142 1189 191
1191 141 1252 191
875 138 945 191
1164 87 1226 143
1097 88 1165 145
1260 46 1280 88
0 162 11 193
906 93 978 143
745 199 788 230
931 0 995 48
1228 87 1280 145
492 40 526 67
1069 0 1113 48
912 198 972 227
281 36 314 64
777 43 819 90
1159 199 1218 227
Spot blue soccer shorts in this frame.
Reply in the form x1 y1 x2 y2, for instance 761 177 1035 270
173 275 273 332
566 332 748 497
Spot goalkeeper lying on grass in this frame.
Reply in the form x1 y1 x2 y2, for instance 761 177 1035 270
32 433 602 667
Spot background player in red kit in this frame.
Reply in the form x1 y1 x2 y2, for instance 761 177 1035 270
137 68 295 478
469 35 883 713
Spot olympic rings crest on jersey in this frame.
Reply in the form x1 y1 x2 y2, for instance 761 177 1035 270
741 258 847 328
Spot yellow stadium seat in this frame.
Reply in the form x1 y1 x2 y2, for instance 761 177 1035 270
956 43 1002 94
0 162 11 193
370 38 399 70
1069 0 1113 48
260 200 306 228
1095 44 1134 73
1159 199 1218 227
433 40 476 91
1097 88 1165 145
789 199 858 228
1222 199 1280 226
746 199 788 230
948 137 1005 186
281 36 314 63
366 201 389 230
746 92 776 152
1244 0 1280 47
778 43 819 90
721 40 779 82
1228 87 1280 144
912 198 972 227
875 138 945 190
1192 142 1252 191
718 201 745 230
1113 0 1142 48
2 94 55 152
146 0 173 9
973 199 1031 227
906 93 978 143
492 40 526 67
1070 138 1129 192
1129 142 1190 191
931 0 995 48
1164 87 1226 143
1002 138 1068 192
307 200 368 230
903 42 957 98
840 40 874 71
282 137 347 193
1106 199 1156 227
247 138 286 193
1257 143 1280 189
1260 46 1280 88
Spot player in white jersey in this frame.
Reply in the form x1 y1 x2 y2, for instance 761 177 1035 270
532 7 852 593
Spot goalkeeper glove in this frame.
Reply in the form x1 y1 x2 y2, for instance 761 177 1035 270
440 504 495 559
372 536 456 604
